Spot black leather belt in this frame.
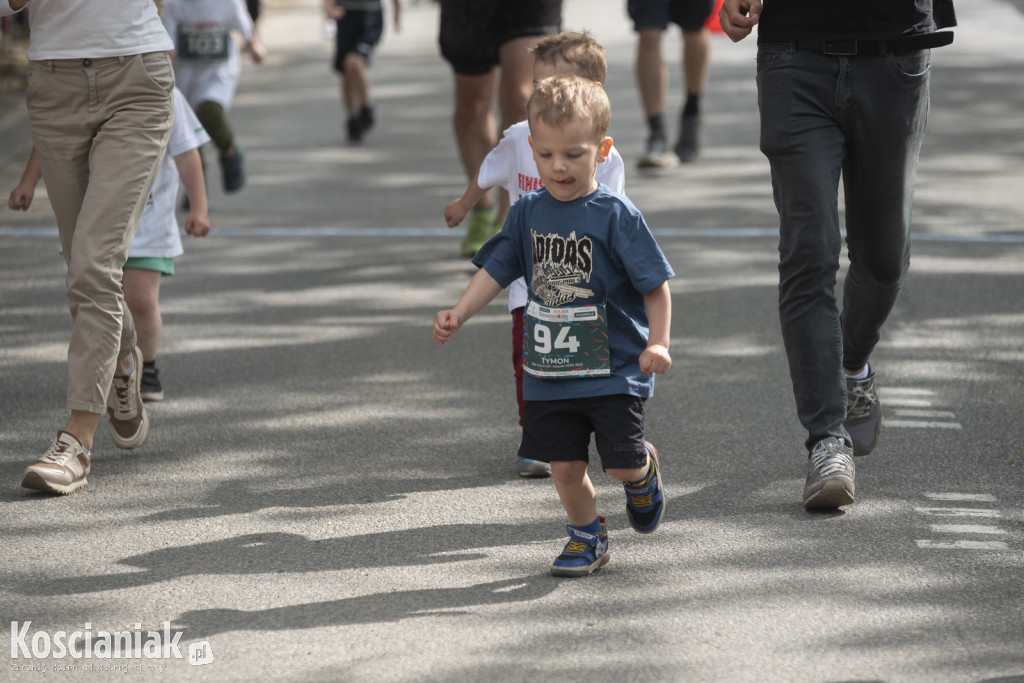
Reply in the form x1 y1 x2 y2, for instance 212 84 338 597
793 32 954 56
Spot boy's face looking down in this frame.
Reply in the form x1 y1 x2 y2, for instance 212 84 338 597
529 116 612 203
528 75 613 203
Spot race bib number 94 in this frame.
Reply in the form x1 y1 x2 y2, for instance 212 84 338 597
523 300 610 378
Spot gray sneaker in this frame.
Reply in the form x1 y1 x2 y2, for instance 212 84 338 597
803 437 855 509
674 114 701 163
22 431 91 495
517 457 552 478
846 373 881 456
638 135 679 169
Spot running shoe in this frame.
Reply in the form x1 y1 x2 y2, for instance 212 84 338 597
220 148 245 193
803 437 855 509
21 431 91 495
140 362 164 403
359 105 375 135
107 346 150 450
638 135 679 169
846 372 881 456
623 441 665 533
460 208 497 257
516 457 551 478
674 113 701 163
550 517 610 577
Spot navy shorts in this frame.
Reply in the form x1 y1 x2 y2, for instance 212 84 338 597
439 0 563 76
334 9 383 71
519 395 649 471
627 0 715 33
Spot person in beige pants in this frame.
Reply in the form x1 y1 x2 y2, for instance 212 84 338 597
3 0 176 494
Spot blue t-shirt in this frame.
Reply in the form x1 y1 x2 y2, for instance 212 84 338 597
473 184 674 402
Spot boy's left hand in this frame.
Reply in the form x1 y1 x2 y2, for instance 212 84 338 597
184 210 211 238
639 343 671 376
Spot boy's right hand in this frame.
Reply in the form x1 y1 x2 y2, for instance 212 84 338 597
444 199 468 228
8 184 34 211
433 310 463 345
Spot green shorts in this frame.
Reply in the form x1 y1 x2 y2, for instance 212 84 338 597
123 257 174 276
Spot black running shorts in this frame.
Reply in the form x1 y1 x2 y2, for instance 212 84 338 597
519 395 649 471
628 0 715 33
439 0 563 76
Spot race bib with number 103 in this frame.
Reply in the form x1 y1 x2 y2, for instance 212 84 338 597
177 25 230 62
523 300 611 378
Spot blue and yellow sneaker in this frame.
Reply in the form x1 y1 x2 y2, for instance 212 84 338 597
550 517 610 578
623 442 665 534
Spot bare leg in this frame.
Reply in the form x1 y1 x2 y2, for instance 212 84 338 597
681 28 710 98
636 28 666 119
551 460 598 526
122 268 162 363
341 52 370 117
452 70 499 212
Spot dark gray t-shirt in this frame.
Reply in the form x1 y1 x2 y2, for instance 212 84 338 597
757 0 957 41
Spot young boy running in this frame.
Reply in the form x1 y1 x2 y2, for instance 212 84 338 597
323 0 401 143
162 0 265 193
444 31 625 479
434 75 674 577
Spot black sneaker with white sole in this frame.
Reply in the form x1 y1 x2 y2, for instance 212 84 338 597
141 362 164 402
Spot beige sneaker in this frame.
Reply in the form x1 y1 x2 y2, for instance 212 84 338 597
107 345 150 449
22 431 91 494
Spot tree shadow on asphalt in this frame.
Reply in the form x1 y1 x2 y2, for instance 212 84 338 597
2 226 1023 679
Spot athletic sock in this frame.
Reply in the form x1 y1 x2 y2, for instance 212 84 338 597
627 457 653 487
845 364 871 381
647 114 666 140
115 357 135 377
576 517 604 535
683 93 701 117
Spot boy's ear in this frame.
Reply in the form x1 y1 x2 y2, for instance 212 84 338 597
597 136 613 162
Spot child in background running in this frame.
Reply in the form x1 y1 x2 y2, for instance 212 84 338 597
434 75 673 577
162 0 265 193
9 88 212 402
444 31 625 479
323 0 401 143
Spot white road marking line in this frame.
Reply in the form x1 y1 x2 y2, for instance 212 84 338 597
924 493 998 502
885 420 962 429
894 409 957 419
929 524 1007 535
915 540 1009 550
915 507 1002 518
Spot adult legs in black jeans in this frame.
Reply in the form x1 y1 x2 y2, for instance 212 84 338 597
757 46 931 454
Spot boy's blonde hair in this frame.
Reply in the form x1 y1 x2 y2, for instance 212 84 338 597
528 75 611 141
531 31 607 84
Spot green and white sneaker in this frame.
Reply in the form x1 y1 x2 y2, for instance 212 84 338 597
460 208 498 257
